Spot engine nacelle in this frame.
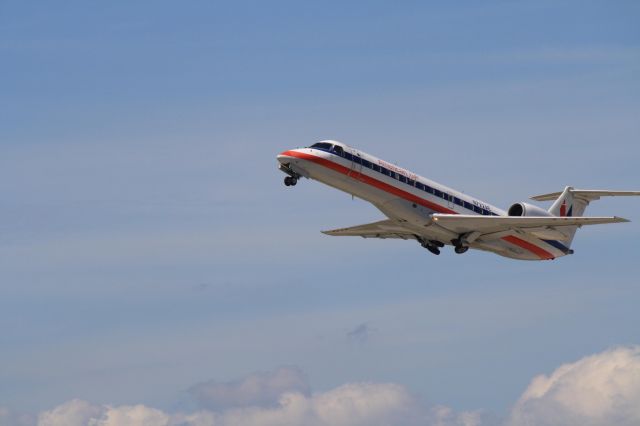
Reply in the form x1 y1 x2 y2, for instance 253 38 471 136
508 202 553 217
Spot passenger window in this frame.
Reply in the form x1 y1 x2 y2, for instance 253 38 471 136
372 164 380 172
416 182 424 190
344 152 353 161
362 159 371 168
434 189 442 197
399 175 406 183
425 186 433 194
474 206 482 214
354 156 361 164
407 178 414 186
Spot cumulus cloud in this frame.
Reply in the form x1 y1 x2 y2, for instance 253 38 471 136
204 382 423 426
37 399 106 426
27 382 488 426
507 346 640 426
187 366 310 410
24 382 425 426
96 405 170 426
10 348 640 426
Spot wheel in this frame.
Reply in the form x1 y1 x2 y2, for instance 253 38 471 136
454 245 468 254
284 176 291 186
290 177 297 186
427 245 441 255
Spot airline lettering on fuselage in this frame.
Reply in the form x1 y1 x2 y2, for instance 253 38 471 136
472 200 492 212
377 159 417 181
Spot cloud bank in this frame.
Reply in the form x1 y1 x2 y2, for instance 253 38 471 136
507 346 640 426
4 347 640 426
187 366 310 410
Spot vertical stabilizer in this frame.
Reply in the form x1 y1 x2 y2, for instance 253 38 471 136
548 186 589 218
544 187 582 245
530 187 640 247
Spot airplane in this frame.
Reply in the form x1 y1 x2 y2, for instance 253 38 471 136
277 140 640 260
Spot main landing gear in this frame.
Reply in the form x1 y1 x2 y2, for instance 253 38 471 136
418 237 444 255
284 176 298 186
418 237 469 255
451 238 469 254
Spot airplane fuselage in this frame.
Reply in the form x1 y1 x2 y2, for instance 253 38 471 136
277 141 574 260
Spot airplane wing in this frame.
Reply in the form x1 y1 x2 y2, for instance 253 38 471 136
431 214 628 237
322 219 417 240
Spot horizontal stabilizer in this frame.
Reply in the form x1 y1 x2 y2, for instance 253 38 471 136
531 189 640 202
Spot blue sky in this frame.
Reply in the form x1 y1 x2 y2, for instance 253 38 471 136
1 1 639 424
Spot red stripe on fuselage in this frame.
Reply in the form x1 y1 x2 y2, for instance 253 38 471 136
282 150 456 214
501 236 555 260
282 150 555 260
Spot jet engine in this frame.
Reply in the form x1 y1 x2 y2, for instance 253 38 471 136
508 202 553 217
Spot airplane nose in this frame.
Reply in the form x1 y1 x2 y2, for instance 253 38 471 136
277 150 293 164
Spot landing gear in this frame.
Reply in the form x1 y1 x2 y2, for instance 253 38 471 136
425 245 440 255
454 245 469 254
451 238 469 254
284 176 298 186
418 237 443 255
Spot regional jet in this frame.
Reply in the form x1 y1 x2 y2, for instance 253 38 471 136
277 140 639 260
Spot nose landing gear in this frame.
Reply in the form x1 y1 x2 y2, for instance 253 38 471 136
284 176 298 186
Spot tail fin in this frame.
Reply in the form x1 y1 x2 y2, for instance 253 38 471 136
530 187 640 246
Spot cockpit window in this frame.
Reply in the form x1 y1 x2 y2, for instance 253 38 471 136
310 142 333 151
333 145 344 156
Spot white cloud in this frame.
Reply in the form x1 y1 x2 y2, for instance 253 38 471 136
507 346 640 426
12 348 640 426
37 399 105 426
187 366 310 410
29 382 487 426
27 382 423 426
94 405 170 426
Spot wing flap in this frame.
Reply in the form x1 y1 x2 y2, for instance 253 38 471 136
322 219 416 240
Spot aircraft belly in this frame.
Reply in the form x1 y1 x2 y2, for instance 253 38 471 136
375 198 434 227
302 158 563 261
